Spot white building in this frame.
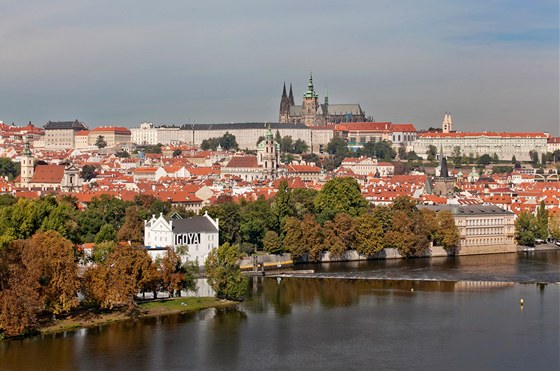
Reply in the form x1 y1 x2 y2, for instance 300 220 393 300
144 212 219 265
414 132 548 162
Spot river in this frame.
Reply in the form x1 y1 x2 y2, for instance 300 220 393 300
2 251 559 370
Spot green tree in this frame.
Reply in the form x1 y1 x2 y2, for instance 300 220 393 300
535 201 549 240
203 201 241 245
220 132 238 151
172 149 182 157
81 164 97 181
271 180 293 229
452 146 462 168
0 158 20 180
426 145 437 161
293 139 309 154
94 223 117 244
205 242 247 301
263 230 282 254
282 217 305 259
314 177 368 219
549 215 560 242
280 136 294 153
478 154 492 166
301 214 323 262
95 135 107 149
515 211 537 246
435 210 460 250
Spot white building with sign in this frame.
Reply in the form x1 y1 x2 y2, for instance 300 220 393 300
144 212 219 265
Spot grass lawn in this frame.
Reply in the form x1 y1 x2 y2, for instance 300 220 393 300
39 297 237 336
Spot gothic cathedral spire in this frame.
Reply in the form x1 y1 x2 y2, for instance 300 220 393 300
279 82 291 123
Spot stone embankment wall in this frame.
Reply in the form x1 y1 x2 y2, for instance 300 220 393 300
241 243 520 267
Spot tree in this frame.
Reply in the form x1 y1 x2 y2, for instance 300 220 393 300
160 247 196 297
317 213 356 259
263 230 282 254
549 215 560 242
22 231 80 315
529 151 539 166
535 201 549 240
385 210 430 257
205 243 247 301
354 214 385 256
426 145 437 161
478 154 492 166
117 206 145 244
314 177 368 219
301 214 323 262
80 164 97 181
271 180 293 229
95 135 107 149
172 149 182 157
0 242 41 337
220 132 238 151
280 136 294 153
282 217 305 259
293 139 309 154
115 150 130 158
452 146 462 168
359 141 396 161
0 158 20 180
94 223 117 244
203 201 241 245
515 211 536 246
82 244 154 311
435 210 460 251
511 155 517 164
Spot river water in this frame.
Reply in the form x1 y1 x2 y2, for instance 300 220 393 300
2 251 559 371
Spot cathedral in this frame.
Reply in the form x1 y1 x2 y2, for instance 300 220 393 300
279 74 367 126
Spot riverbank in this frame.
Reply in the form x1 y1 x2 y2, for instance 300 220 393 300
37 297 238 337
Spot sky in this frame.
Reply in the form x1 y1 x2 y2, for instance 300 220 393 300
1 0 559 134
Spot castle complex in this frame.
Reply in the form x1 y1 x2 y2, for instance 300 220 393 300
279 74 366 126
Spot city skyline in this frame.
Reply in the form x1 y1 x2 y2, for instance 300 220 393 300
1 1 559 134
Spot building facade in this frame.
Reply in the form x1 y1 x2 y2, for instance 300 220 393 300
144 212 219 265
414 132 548 162
420 205 516 255
44 120 88 149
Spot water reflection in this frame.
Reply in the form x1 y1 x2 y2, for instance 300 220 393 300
249 277 521 314
296 250 560 283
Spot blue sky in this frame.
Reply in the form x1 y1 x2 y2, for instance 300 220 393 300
1 0 558 134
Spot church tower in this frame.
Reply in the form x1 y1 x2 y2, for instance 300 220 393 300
302 73 319 127
288 83 295 106
257 124 279 179
20 137 34 187
279 83 290 123
442 112 453 133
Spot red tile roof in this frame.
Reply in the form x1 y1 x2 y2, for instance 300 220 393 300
31 165 65 183
225 156 258 168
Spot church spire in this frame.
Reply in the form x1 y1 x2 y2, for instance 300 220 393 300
304 72 318 99
282 82 287 98
288 83 295 105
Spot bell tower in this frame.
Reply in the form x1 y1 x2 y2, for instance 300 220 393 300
302 73 319 127
442 112 453 133
20 136 34 187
